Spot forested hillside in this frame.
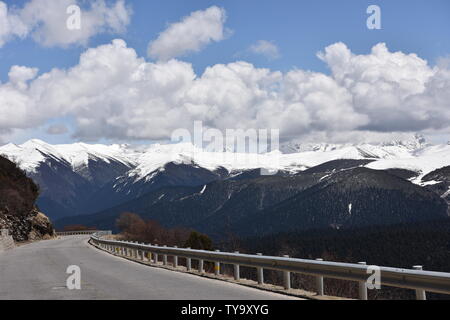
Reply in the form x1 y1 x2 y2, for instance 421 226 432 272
223 219 450 300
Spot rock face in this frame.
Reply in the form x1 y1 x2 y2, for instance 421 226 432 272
0 155 54 242
0 229 15 252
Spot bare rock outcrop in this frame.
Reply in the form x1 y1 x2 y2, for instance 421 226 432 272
0 155 55 242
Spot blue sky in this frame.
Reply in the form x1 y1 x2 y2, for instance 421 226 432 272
1 0 450 145
2 0 449 80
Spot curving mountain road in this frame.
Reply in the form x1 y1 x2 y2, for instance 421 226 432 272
0 236 298 300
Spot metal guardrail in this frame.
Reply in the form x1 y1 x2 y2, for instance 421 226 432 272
57 230 109 236
90 233 450 300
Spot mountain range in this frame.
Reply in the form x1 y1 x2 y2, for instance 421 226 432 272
0 135 449 239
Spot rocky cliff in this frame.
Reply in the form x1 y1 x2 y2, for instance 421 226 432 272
0 155 54 242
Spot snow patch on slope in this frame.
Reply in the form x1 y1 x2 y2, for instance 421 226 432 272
366 144 450 180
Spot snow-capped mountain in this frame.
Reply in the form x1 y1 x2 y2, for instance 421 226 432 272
1 135 449 221
0 139 136 220
1 134 443 184
0 139 136 174
56 159 449 238
279 133 428 154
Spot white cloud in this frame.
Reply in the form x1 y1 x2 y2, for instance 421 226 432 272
8 65 39 87
1 40 450 144
249 40 280 60
0 2 28 47
0 0 131 48
318 42 445 132
148 6 228 61
436 55 450 69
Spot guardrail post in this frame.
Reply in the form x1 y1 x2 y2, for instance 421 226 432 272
199 259 204 273
257 253 264 285
316 258 324 296
283 255 291 290
358 262 368 300
173 246 178 268
163 245 168 265
214 250 220 276
154 245 159 264
186 247 192 271
413 266 427 300
147 244 151 261
234 251 240 281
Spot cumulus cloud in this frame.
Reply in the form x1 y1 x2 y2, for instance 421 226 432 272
318 42 446 132
0 40 449 144
148 6 228 61
0 2 28 47
437 55 450 69
8 65 39 89
0 0 131 48
249 40 280 60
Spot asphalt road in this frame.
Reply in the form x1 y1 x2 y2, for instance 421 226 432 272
0 236 298 300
